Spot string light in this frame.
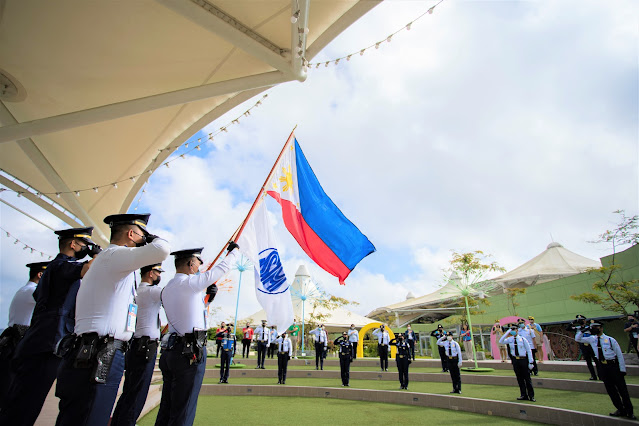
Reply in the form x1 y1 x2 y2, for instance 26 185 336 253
1 226 55 259
291 10 300 24
0 93 270 200
309 0 445 68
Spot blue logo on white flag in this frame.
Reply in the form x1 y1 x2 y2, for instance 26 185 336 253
257 248 288 294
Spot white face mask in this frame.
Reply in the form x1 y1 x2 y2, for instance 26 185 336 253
447 335 453 341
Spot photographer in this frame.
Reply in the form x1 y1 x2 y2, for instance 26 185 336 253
624 311 638 360
566 314 597 381
217 324 236 384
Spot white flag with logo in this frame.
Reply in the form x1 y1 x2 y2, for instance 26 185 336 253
238 201 293 333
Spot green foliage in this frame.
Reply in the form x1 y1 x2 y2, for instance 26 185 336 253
572 210 639 315
505 288 527 316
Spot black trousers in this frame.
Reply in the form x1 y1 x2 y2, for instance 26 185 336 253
597 360 634 415
512 358 534 399
530 349 539 374
396 355 409 388
407 339 416 360
0 351 60 426
216 340 222 357
111 345 158 426
256 342 267 367
277 352 290 383
242 339 251 358
220 350 232 382
447 357 461 392
378 344 388 370
339 355 351 385
314 342 325 369
629 336 638 358
267 343 277 358
438 345 448 371
351 342 358 359
579 343 598 379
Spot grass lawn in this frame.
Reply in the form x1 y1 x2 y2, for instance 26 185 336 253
137 395 532 425
198 377 639 417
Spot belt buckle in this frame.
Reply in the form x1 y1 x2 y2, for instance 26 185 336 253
602 360 607 364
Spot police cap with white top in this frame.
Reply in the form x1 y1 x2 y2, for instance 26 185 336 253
54 226 95 244
104 213 151 235
26 261 50 272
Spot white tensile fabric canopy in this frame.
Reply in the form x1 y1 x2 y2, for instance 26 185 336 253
0 0 381 245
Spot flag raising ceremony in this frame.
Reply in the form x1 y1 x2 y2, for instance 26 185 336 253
266 136 376 285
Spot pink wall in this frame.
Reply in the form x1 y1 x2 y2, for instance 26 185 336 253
489 316 547 361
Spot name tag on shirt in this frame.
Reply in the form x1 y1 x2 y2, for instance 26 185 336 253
126 303 138 332
203 309 209 329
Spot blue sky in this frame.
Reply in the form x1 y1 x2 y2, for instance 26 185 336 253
1 0 637 325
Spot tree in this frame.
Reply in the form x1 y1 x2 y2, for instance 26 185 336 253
505 288 527 316
572 210 639 314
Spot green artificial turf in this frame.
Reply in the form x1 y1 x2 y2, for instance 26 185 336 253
137 395 532 425
196 377 638 418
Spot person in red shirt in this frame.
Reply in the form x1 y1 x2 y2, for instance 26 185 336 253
242 323 254 358
215 322 226 358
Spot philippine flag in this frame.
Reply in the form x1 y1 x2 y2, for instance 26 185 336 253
238 201 294 333
266 137 376 285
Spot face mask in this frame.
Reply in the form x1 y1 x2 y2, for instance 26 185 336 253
75 245 89 259
446 336 453 341
135 235 147 247
518 324 525 329
583 331 591 337
510 330 517 336
152 277 161 285
591 327 600 335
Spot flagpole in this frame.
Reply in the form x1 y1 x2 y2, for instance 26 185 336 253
205 125 297 271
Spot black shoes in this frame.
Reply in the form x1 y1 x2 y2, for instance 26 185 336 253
517 396 528 401
450 390 461 394
529 397 536 402
589 376 597 380
626 414 636 420
610 410 625 417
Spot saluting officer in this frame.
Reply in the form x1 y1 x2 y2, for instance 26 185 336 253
218 324 236 384
0 261 49 408
405 324 417 360
390 333 411 390
309 324 328 370
431 324 448 372
254 320 270 369
1 227 98 426
111 264 165 426
275 331 293 384
334 331 353 386
437 331 463 394
517 318 538 375
499 324 536 402
156 243 238 426
268 326 278 359
55 214 169 426
568 314 598 380
576 322 635 420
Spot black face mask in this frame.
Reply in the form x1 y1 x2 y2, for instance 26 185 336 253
152 277 161 286
135 235 147 247
590 327 601 335
75 245 89 259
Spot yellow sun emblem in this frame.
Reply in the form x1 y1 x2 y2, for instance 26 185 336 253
279 165 293 192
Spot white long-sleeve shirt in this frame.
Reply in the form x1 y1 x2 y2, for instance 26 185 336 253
576 331 626 372
309 328 327 345
75 239 170 341
275 336 293 356
254 326 271 344
437 336 463 366
348 328 359 342
518 326 536 347
372 328 390 345
162 249 237 336
8 281 37 327
133 283 163 340
499 332 533 363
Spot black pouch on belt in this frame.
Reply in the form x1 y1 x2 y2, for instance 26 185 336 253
92 337 117 384
135 336 158 361
55 333 76 359
74 332 99 369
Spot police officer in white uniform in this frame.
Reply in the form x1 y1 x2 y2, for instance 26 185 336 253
517 318 538 375
155 243 238 426
1 227 99 426
347 324 359 360
275 331 293 384
254 320 270 369
55 214 169 426
309 324 328 370
437 331 463 393
0 261 49 408
372 324 390 371
576 322 635 420
499 323 536 402
111 263 165 426
268 325 278 359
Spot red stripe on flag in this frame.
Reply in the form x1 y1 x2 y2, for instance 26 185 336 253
267 191 351 284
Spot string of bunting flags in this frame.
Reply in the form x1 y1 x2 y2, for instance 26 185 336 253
1 226 54 260
0 93 270 200
306 0 445 70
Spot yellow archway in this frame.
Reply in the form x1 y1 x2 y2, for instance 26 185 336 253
357 322 397 359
